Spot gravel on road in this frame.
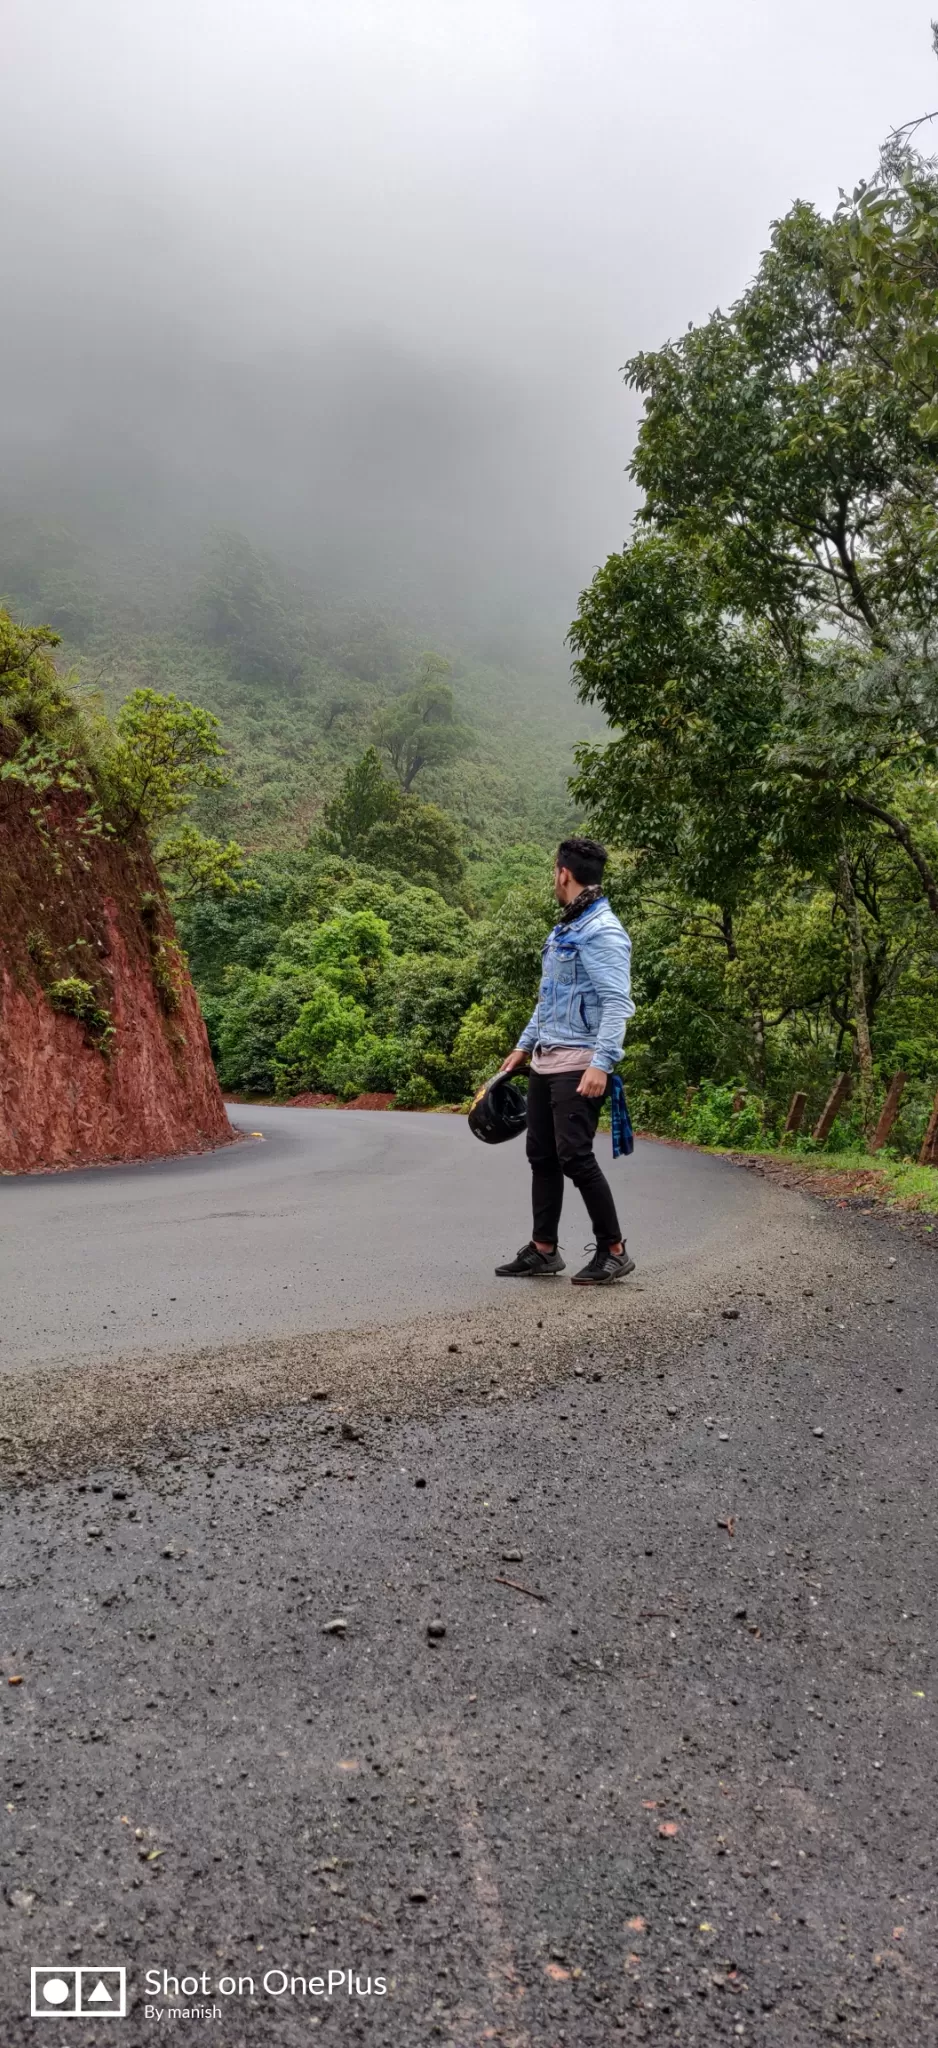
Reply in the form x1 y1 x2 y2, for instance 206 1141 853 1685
1 1186 936 2047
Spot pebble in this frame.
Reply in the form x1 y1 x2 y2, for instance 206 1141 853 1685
426 1621 446 1639
321 1617 347 1635
408 1887 428 1903
722 1308 740 1320
502 1549 523 1563
812 1428 825 1438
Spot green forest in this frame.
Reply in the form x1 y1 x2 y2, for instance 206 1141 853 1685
3 120 938 1167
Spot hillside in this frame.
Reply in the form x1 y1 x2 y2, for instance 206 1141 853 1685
0 615 232 1172
0 522 594 864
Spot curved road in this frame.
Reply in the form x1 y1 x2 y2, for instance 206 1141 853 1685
4 1111 937 2044
0 1104 762 1372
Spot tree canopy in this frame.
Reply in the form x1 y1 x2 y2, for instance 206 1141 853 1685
569 114 938 1135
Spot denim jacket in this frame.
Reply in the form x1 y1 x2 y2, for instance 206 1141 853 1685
515 896 635 1074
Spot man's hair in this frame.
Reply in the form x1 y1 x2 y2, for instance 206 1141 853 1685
556 836 608 886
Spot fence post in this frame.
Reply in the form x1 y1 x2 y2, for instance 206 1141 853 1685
869 1073 907 1155
781 1091 807 1141
731 1090 747 1113
813 1074 852 1146
920 1089 938 1168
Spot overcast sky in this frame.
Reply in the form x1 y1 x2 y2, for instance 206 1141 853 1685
3 1 934 640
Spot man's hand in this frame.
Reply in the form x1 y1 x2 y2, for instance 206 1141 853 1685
576 1065 607 1099
500 1049 529 1075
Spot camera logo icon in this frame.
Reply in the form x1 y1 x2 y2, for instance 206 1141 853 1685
31 1968 127 2018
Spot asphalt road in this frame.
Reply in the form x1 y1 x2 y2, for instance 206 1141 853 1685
2 1120 936 2046
0 1107 761 1373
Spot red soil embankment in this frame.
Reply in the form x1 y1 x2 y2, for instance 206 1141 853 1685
0 776 233 1173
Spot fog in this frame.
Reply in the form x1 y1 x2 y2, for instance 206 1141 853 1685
2 0 932 643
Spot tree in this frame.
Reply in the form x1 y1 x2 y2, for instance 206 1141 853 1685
157 822 253 902
625 199 938 652
107 689 229 837
611 167 938 923
373 661 472 791
318 747 465 895
272 909 391 1001
189 530 312 687
569 536 783 912
569 90 938 1117
360 799 465 894
320 747 401 854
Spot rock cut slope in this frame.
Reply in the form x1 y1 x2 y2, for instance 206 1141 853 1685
0 759 232 1174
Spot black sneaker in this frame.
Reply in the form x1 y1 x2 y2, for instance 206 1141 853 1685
571 1245 635 1285
495 1242 566 1277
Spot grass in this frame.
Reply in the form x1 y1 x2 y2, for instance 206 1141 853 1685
726 1143 938 1220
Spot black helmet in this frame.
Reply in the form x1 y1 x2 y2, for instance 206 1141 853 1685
467 1072 528 1145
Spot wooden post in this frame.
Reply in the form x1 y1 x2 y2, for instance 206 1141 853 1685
781 1090 807 1141
731 1089 747 1113
869 1073 906 1154
919 1089 938 1168
813 1074 852 1145
684 1084 698 1108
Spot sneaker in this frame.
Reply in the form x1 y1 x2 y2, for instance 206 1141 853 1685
495 1242 566 1278
571 1245 635 1285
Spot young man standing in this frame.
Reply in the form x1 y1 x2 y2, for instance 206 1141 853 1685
496 837 635 1285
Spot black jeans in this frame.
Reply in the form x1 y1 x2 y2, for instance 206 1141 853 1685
526 1068 623 1251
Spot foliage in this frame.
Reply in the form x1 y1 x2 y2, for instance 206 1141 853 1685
569 538 782 908
475 883 554 1044
157 822 254 902
319 746 466 894
273 909 391 1000
320 746 400 852
46 976 114 1048
570 96 938 1146
675 1082 765 1150
373 660 473 791
0 610 105 835
272 984 376 1097
0 612 77 742
395 1074 438 1109
190 838 528 1104
186 531 313 687
468 842 555 910
106 688 229 836
204 967 319 1097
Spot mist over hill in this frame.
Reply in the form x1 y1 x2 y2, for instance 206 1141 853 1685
0 322 612 658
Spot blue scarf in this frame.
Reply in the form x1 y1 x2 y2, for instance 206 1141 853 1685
610 1074 634 1159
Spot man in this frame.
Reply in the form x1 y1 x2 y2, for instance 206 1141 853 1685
496 836 635 1285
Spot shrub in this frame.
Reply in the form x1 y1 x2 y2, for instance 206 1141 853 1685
677 1082 765 1150
206 967 318 1095
46 976 113 1048
272 983 371 1097
395 1074 437 1109
451 1003 510 1088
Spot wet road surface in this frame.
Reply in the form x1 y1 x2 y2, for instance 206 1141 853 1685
1 1128 936 2046
1 1108 763 1373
